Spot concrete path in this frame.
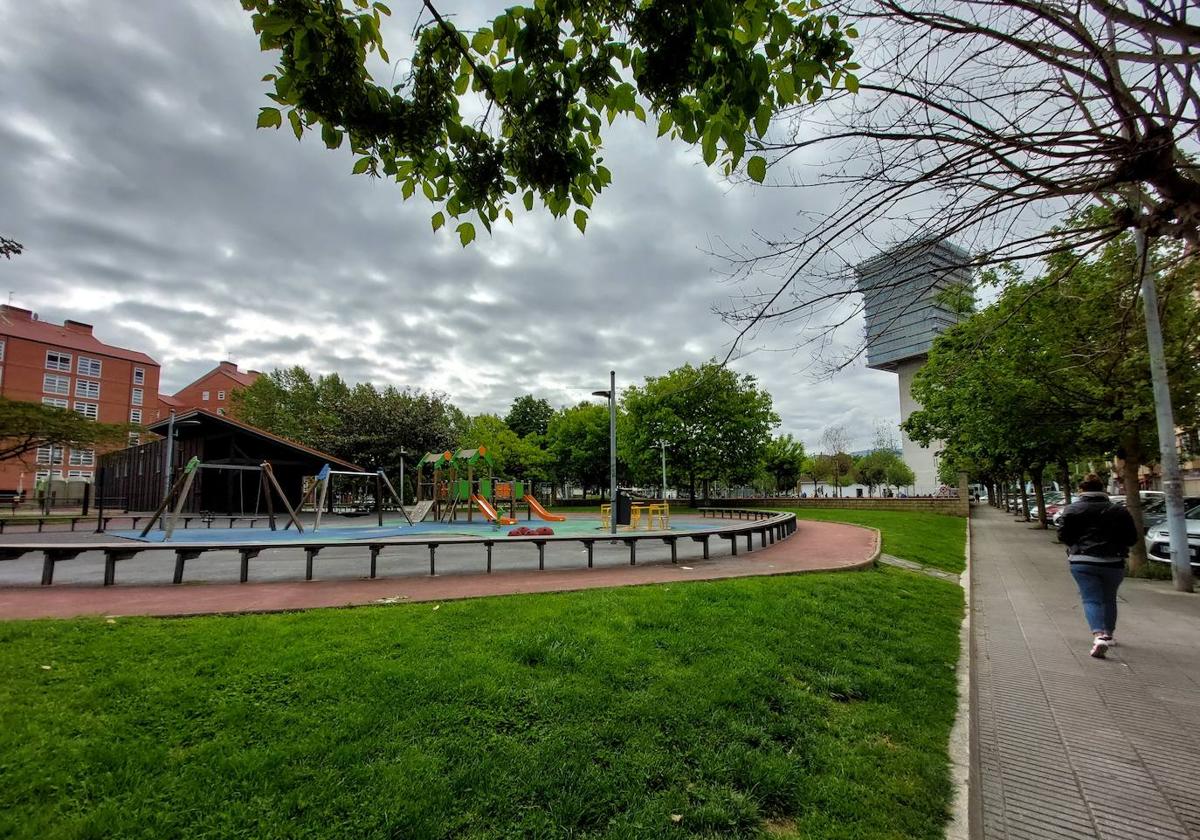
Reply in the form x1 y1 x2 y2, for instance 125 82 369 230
971 503 1200 840
0 519 878 620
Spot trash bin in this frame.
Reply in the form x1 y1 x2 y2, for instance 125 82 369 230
615 490 633 526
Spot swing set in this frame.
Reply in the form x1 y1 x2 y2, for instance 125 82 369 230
293 464 413 531
139 456 303 540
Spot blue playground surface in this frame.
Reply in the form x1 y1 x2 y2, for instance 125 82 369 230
113 516 708 545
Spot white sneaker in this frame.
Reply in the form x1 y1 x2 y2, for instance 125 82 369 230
1090 638 1109 659
1099 634 1116 647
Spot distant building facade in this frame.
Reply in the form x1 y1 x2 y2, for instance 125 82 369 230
169 361 261 416
0 305 162 493
855 241 973 494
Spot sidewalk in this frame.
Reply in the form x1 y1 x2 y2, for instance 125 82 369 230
971 504 1200 839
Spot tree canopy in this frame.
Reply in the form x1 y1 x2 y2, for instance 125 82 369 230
0 399 132 466
503 394 554 438
230 366 464 483
242 0 856 241
621 361 778 503
904 216 1200 558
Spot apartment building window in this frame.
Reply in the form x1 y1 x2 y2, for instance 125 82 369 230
75 379 101 400
0 339 5 361
130 409 142 423
127 432 141 446
201 390 210 401
131 387 143 406
36 470 65 483
42 397 69 409
218 390 226 400
133 367 145 385
67 470 93 482
74 402 99 420
217 408 226 416
43 374 70 395
69 449 95 466
77 357 102 377
36 446 65 465
46 351 71 371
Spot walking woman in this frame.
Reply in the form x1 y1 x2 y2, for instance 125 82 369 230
1056 473 1139 658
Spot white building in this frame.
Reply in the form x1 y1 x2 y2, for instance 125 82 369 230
854 241 973 494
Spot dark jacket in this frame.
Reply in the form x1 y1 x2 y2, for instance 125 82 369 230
1057 492 1139 560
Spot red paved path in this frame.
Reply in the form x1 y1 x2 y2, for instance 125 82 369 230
0 520 879 620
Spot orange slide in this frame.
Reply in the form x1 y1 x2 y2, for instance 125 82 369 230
525 495 567 522
471 494 517 525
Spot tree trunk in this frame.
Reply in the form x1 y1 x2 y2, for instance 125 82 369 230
1017 470 1030 521
1059 459 1072 504
1120 442 1148 572
688 474 696 507
1032 466 1048 529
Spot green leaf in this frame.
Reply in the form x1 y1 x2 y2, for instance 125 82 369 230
563 38 578 60
471 29 494 54
845 73 859 93
657 111 673 137
776 71 795 103
523 191 534 211
754 104 772 137
747 155 767 183
454 73 470 95
321 123 342 149
373 2 391 14
256 107 282 129
352 156 372 175
402 179 415 199
288 109 303 140
573 209 587 233
431 211 445 232
457 222 476 247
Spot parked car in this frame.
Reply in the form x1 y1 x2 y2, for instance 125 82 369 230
1144 505 1200 573
1026 491 1064 520
1138 496 1200 532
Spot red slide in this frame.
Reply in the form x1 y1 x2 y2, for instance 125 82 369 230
472 494 517 525
525 495 567 522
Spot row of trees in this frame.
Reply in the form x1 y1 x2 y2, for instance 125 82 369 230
904 212 1200 569
229 362 919 504
231 361 783 505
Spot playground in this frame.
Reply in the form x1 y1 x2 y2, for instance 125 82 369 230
114 446 686 546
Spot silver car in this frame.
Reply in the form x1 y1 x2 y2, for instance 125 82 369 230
1144 505 1200 573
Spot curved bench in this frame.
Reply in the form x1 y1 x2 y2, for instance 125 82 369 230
0 511 798 586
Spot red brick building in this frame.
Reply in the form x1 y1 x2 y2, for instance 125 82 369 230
0 305 162 493
169 361 260 416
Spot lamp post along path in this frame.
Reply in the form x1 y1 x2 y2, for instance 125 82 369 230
592 370 618 535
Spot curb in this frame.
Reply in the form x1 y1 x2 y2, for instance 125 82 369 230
945 513 972 839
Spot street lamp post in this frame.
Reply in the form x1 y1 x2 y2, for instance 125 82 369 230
399 447 408 506
592 370 617 535
162 409 177 501
662 442 668 502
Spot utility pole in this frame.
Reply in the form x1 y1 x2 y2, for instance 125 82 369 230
1134 228 1193 592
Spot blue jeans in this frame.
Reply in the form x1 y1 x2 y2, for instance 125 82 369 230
1070 563 1125 634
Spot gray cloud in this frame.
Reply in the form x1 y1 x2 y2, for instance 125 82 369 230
1 0 904 452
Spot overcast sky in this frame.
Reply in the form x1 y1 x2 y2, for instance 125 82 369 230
0 0 906 452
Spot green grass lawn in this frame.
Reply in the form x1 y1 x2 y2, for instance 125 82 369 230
787 509 967 574
0 568 962 839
